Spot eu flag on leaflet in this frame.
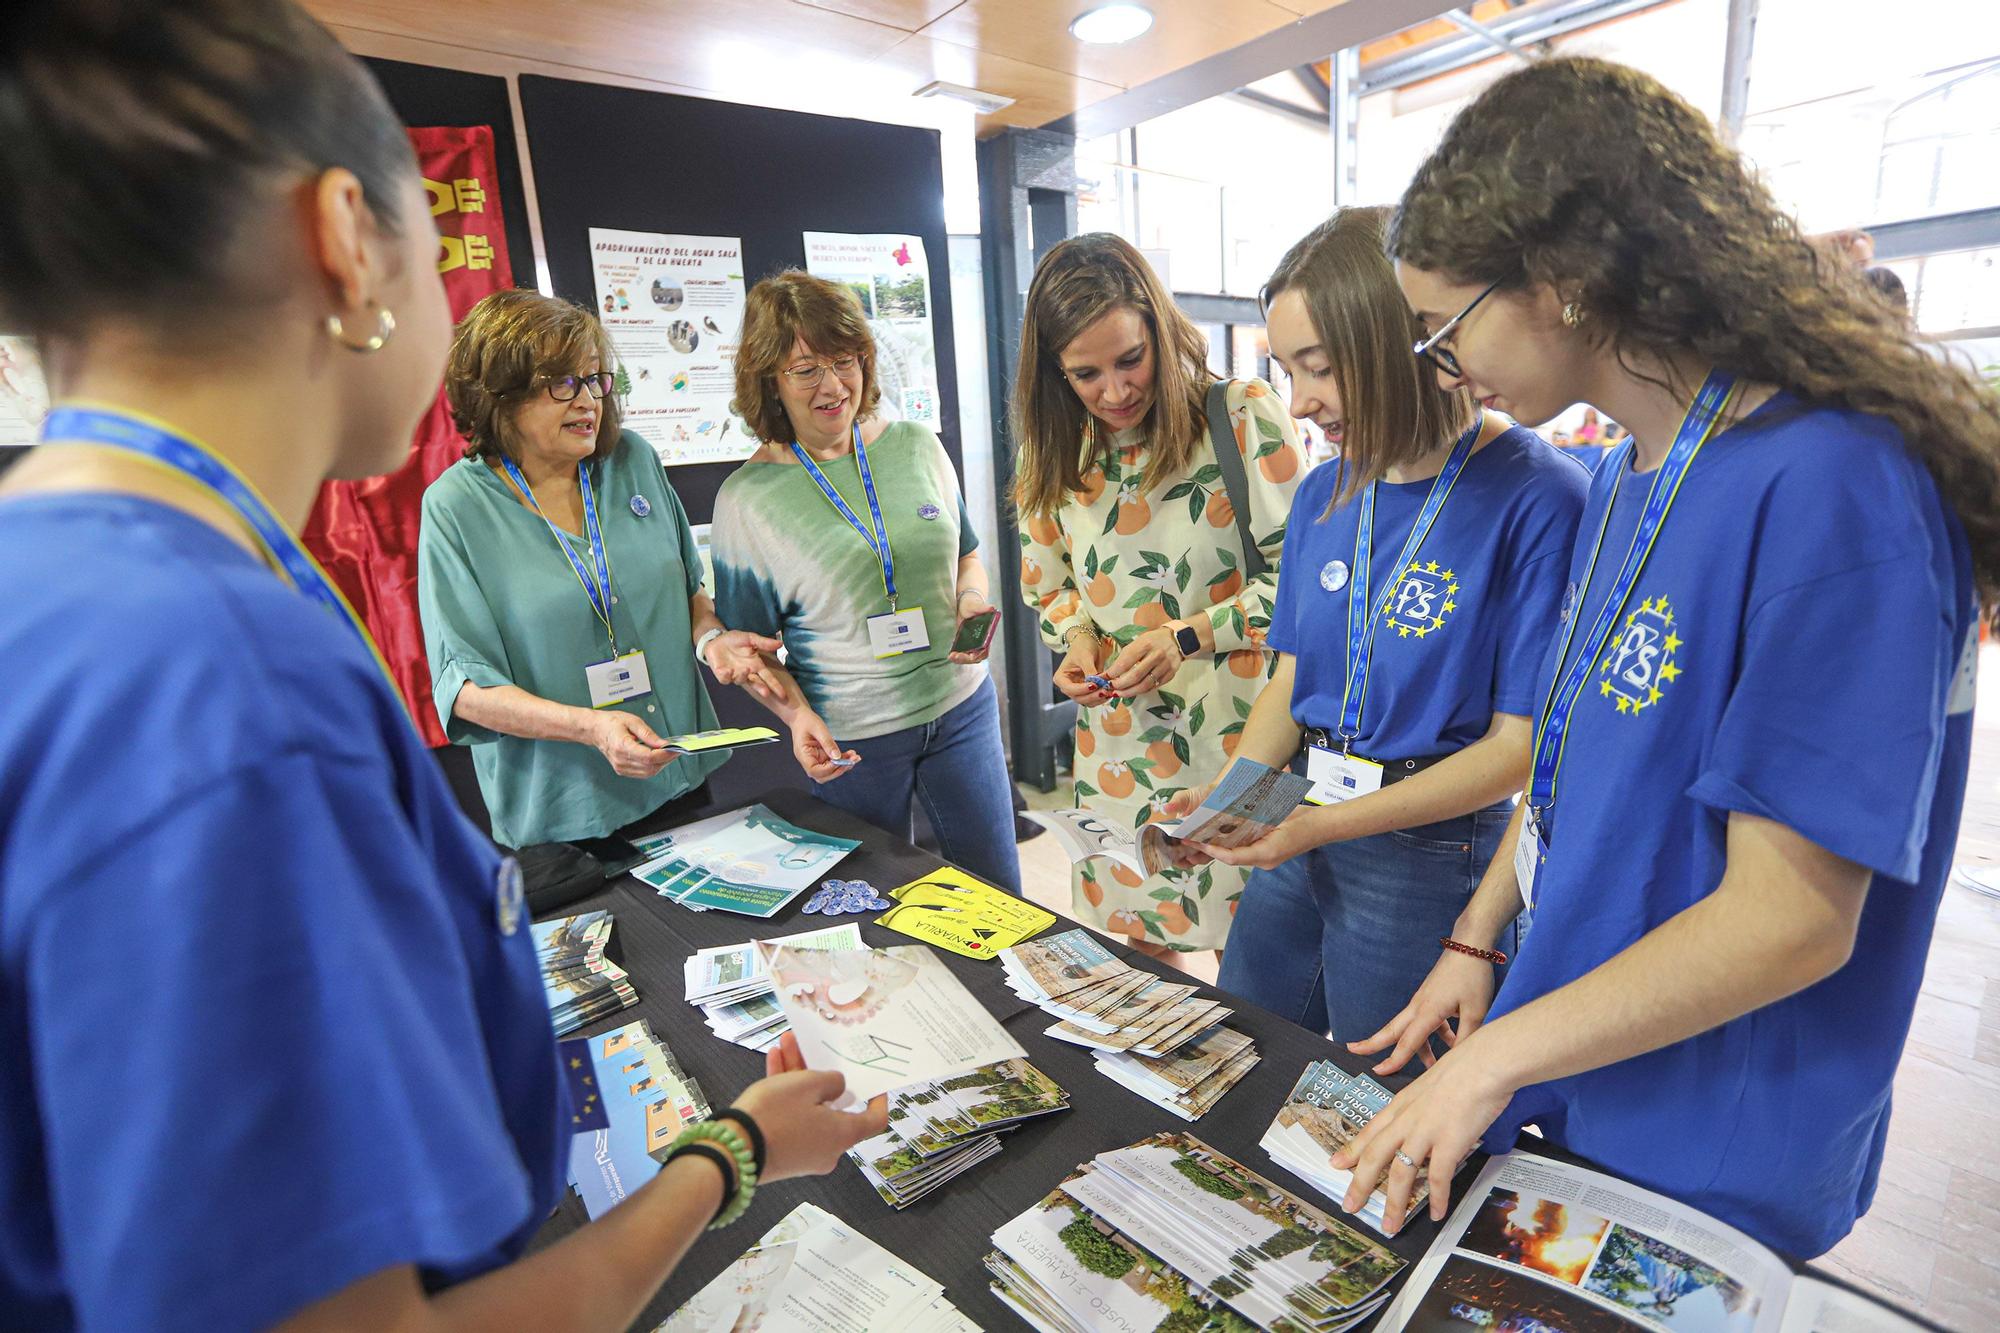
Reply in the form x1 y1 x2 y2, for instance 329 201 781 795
559 1038 610 1132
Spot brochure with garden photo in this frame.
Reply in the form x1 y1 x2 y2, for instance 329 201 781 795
1375 1151 1927 1333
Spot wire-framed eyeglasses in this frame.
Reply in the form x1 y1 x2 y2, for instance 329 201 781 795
1412 279 1502 379
781 355 862 389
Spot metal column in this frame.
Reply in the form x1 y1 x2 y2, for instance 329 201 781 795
1330 47 1361 207
1719 0 1760 142
978 127 1081 792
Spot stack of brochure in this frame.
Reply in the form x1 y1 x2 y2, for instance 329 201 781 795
660 1202 979 1332
630 803 859 917
1000 928 1256 1118
683 922 864 1053
565 1019 710 1220
531 910 639 1036
1262 1059 1448 1236
1093 1023 1260 1122
986 1131 1406 1332
848 1057 1071 1208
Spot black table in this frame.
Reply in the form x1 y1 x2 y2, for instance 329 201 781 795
528 789 1470 1331
527 789 1937 1333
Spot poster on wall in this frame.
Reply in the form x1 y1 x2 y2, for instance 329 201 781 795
588 228 753 467
802 232 940 431
0 335 49 448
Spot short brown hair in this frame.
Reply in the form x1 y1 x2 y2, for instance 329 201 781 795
1262 208 1473 512
1011 233 1214 519
732 270 880 446
445 289 622 463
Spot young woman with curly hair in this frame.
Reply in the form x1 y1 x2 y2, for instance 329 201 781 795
1338 56 2000 1257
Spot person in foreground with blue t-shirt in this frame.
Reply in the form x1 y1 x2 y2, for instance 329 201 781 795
1335 56 2000 1260
0 4 886 1330
1166 208 1587 1044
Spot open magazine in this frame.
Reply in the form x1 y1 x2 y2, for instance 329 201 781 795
1375 1151 1928 1333
1024 759 1318 875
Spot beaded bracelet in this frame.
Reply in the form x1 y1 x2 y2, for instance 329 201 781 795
666 1120 759 1228
1439 936 1508 966
712 1107 768 1177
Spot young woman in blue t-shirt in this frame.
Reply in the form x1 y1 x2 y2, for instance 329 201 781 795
0 4 885 1329
1341 56 2000 1258
1165 207 1587 1044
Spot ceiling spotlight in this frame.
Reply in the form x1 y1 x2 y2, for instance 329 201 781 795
1070 3 1154 45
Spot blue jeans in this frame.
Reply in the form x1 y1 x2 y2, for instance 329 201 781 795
1217 805 1519 1044
812 676 1022 895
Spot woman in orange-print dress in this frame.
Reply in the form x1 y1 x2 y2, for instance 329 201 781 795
1012 234 1305 955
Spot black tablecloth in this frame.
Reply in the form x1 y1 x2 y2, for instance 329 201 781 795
527 789 1473 1331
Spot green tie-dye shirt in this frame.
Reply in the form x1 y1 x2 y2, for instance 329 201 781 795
710 422 982 742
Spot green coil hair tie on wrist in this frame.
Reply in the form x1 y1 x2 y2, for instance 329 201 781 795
667 1120 759 1228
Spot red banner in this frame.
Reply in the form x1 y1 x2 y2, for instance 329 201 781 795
302 124 516 746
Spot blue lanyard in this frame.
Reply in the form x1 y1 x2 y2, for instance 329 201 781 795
501 456 619 652
1337 417 1483 744
793 424 896 609
39 403 399 689
1528 371 1739 821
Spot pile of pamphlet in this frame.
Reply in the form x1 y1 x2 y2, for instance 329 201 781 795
660 1202 978 1332
630 803 860 917
1001 928 1256 1118
987 1132 1407 1333
565 1019 710 1220
682 922 863 1053
1262 1059 1444 1237
848 1057 1071 1208
532 910 639 1036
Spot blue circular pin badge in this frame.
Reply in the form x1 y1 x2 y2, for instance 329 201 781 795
917 502 942 521
630 493 652 518
1319 560 1349 593
494 856 524 936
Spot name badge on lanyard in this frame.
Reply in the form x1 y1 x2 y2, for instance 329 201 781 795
1522 371 1739 908
501 456 653 707
37 403 403 695
1327 418 1481 760
1304 745 1384 806
795 426 929 657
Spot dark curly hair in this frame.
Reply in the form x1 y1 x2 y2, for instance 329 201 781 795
1388 56 2000 595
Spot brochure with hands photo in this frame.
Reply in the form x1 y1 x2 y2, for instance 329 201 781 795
755 940 1027 1105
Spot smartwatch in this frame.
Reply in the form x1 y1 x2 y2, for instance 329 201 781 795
1168 620 1201 658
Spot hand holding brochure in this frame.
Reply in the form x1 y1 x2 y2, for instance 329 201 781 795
1174 757 1317 849
1019 806 1180 877
1262 1058 1454 1235
656 725 781 755
1374 1150 1928 1333
755 941 1026 1105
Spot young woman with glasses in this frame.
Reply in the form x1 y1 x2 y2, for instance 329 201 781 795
1333 56 2000 1257
709 270 1021 892
1166 208 1587 1039
419 289 788 848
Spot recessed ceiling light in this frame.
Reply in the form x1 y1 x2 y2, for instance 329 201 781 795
1070 3 1154 45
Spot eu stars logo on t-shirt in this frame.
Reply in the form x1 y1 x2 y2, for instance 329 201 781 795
1597 595 1683 714
1383 559 1460 640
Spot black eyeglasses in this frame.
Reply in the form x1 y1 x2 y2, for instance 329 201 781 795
539 371 615 402
1412 280 1502 379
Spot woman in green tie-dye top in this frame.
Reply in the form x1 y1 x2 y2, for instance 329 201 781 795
710 271 1021 893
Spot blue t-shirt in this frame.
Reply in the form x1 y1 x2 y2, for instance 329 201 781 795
1489 398 1975 1258
0 495 565 1331
1270 425 1588 756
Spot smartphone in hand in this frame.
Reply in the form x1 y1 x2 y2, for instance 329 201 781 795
950 606 1001 655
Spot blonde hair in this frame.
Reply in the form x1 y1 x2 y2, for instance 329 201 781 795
446 289 622 463
1011 233 1215 518
732 270 881 445
1263 208 1474 511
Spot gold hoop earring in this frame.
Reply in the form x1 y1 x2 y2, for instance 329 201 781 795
1562 302 1585 329
325 304 397 353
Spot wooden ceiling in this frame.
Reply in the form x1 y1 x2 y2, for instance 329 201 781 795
305 0 1376 134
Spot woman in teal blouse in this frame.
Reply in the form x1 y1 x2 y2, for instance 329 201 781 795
419 290 787 847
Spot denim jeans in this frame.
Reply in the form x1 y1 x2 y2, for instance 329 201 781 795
812 676 1022 894
1217 804 1519 1044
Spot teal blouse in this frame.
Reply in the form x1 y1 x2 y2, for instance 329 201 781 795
418 431 725 847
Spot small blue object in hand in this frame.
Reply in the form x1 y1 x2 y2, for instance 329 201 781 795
1085 674 1115 692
